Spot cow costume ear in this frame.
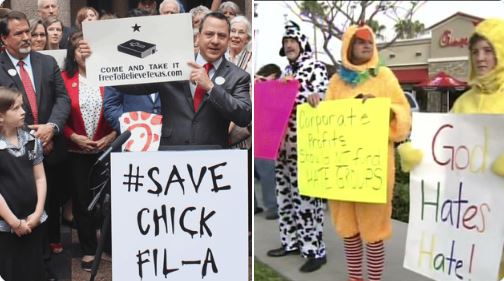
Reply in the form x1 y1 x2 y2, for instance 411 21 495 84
300 34 312 53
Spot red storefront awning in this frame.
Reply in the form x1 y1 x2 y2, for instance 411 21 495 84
416 71 468 90
391 68 429 84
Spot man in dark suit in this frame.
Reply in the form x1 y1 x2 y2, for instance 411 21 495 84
0 11 70 281
84 12 251 148
0 11 69 154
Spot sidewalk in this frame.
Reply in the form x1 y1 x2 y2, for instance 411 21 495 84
47 224 112 281
254 182 430 281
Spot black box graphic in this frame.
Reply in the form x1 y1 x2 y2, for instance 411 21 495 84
117 39 157 58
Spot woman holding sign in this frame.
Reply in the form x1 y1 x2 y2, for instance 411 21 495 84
324 24 411 281
62 32 117 271
399 18 504 280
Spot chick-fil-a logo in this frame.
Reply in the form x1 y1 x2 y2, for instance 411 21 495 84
439 30 469 48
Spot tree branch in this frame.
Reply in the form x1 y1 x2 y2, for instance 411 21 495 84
322 32 338 66
280 0 426 65
332 1 356 25
368 0 385 22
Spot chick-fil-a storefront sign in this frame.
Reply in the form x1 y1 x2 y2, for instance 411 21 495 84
439 30 469 48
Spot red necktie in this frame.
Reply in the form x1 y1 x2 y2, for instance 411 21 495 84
193 63 213 112
18 61 38 124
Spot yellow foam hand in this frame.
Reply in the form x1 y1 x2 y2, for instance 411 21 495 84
491 153 504 177
397 142 423 172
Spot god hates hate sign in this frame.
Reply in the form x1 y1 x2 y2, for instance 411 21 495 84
297 98 390 203
111 150 248 281
404 113 504 281
83 14 193 86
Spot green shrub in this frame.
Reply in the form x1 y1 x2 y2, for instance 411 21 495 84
392 150 410 223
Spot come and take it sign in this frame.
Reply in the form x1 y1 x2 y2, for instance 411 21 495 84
111 150 247 280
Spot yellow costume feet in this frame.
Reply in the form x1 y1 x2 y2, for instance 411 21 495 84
397 142 423 172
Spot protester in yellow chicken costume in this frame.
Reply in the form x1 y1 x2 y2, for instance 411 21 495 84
399 18 504 280
325 24 411 281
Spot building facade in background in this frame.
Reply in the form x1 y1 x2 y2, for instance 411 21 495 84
3 0 250 28
378 12 483 112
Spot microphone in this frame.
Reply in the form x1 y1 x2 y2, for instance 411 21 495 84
94 130 131 165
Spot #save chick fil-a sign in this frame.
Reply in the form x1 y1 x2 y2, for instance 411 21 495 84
404 113 504 281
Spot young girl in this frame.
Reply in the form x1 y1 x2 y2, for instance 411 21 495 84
0 87 47 281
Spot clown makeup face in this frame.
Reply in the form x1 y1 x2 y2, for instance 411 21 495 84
351 37 374 65
283 37 301 63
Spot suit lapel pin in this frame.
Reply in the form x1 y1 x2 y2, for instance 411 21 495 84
72 82 77 88
215 76 225 85
8 69 17 77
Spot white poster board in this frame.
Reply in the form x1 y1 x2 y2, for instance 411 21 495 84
83 14 193 86
404 113 504 281
38 49 67 70
111 150 248 281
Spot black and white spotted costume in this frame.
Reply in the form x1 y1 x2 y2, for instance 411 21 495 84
275 21 328 259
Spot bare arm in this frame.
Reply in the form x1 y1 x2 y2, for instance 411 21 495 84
26 163 47 229
0 194 31 236
0 194 19 229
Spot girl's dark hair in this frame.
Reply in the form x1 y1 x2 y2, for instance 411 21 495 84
0 87 21 113
64 31 84 78
256 64 282 79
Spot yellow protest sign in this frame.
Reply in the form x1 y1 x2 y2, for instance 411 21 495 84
297 98 390 203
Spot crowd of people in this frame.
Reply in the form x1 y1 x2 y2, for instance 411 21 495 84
0 0 251 281
253 14 504 281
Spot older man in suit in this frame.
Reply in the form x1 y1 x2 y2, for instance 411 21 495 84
0 10 70 281
83 12 251 148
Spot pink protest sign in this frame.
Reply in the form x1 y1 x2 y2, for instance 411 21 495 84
254 79 299 159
